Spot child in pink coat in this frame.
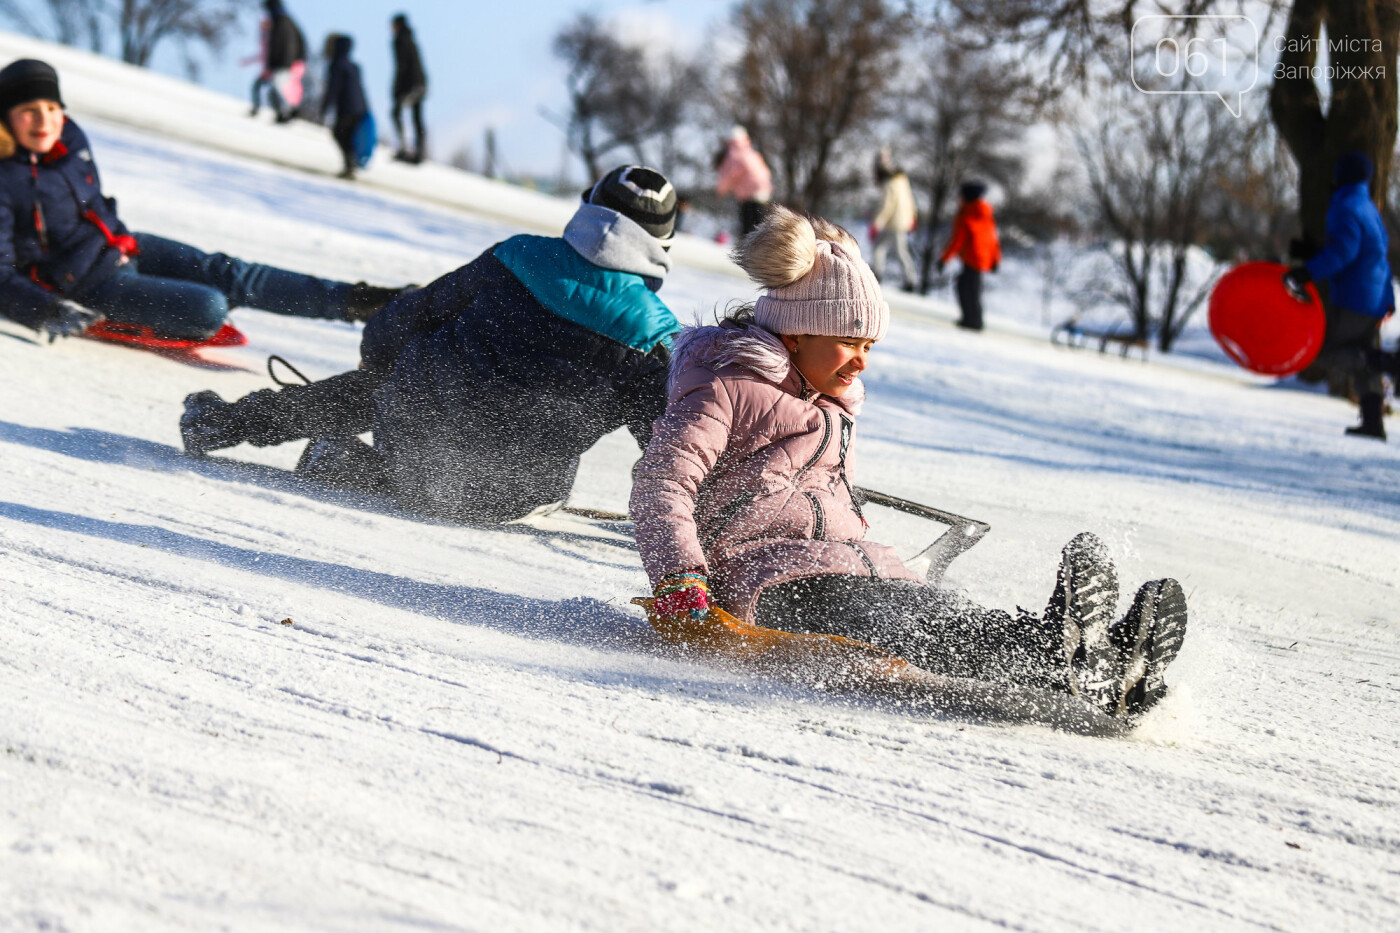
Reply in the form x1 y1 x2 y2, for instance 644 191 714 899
630 206 1188 721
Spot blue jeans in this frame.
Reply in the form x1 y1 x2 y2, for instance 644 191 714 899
81 234 352 340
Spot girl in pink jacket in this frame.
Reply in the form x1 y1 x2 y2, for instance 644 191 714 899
630 206 1188 721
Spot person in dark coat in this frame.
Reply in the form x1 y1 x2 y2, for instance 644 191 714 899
179 165 682 524
0 59 403 344
252 0 307 123
322 34 369 180
390 13 427 164
1283 151 1394 440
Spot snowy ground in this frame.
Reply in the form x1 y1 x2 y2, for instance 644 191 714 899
3 60 1400 933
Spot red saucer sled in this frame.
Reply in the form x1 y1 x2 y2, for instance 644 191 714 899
84 320 248 351
1208 261 1325 376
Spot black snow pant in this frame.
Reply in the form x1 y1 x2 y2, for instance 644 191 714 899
333 113 362 174
739 200 770 240
392 86 427 157
1316 308 1386 397
221 368 380 449
956 267 984 330
755 574 1066 689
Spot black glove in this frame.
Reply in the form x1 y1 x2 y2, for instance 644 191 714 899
1282 266 1312 302
991 261 1000 273
43 299 104 342
936 260 946 275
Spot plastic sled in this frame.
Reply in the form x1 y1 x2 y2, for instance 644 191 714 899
631 597 1126 737
353 113 377 168
85 321 248 351
1208 261 1325 376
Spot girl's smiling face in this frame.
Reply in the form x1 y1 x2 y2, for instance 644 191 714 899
780 333 874 398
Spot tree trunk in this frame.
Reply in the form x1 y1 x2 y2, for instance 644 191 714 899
1270 0 1398 370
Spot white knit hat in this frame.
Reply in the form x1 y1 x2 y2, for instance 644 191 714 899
737 206 889 342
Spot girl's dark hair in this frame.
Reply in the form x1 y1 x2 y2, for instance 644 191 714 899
715 302 755 326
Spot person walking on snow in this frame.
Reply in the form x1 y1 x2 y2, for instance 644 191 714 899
250 0 306 123
715 126 773 240
390 13 428 164
869 149 918 292
321 34 369 180
1282 151 1394 441
180 166 682 525
0 59 403 345
630 206 1187 722
937 181 1001 331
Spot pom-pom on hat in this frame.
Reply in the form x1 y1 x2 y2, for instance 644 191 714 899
734 206 889 342
0 59 63 116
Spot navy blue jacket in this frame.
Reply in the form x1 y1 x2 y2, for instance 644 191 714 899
360 235 678 521
323 37 367 124
1305 182 1394 318
0 119 131 329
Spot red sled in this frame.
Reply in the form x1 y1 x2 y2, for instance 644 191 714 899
1208 261 1325 376
85 320 248 350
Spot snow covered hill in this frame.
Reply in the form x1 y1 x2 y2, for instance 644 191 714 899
2 35 1400 933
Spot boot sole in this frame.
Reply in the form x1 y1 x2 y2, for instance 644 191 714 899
1056 533 1119 703
1116 579 1188 718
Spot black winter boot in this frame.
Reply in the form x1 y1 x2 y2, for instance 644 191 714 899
1044 532 1119 702
1345 394 1387 441
345 282 417 323
294 435 386 492
1112 579 1188 718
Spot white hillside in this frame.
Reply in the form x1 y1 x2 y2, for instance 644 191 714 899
1 33 1399 933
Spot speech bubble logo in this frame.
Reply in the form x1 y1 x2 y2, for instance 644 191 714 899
1130 15 1259 117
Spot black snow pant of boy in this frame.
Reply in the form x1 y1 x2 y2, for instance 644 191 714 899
956 267 984 330
755 574 1066 690
392 86 426 158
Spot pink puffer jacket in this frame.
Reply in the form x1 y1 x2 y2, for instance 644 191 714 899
631 320 920 622
715 137 773 203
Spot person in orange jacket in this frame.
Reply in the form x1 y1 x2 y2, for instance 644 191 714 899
937 181 1001 331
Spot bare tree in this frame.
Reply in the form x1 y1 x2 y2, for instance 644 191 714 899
0 0 240 76
551 13 698 181
0 0 102 50
895 37 1027 291
1077 85 1233 351
724 0 912 213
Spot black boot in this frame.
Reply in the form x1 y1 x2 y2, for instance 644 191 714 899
345 282 417 323
1111 579 1188 718
1345 394 1387 441
1044 532 1119 703
295 435 386 491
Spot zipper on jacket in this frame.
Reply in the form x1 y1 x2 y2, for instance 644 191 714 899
701 492 755 549
804 491 826 540
800 409 832 472
836 414 864 524
850 541 879 577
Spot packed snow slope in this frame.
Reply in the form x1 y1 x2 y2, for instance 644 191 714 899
2 50 1400 933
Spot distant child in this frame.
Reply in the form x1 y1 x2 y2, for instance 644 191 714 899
715 126 773 239
390 13 428 164
937 181 1001 331
1283 151 1394 441
869 149 918 292
250 0 306 123
322 34 369 180
630 206 1187 722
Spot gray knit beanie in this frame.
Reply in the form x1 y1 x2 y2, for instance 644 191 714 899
734 206 888 342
